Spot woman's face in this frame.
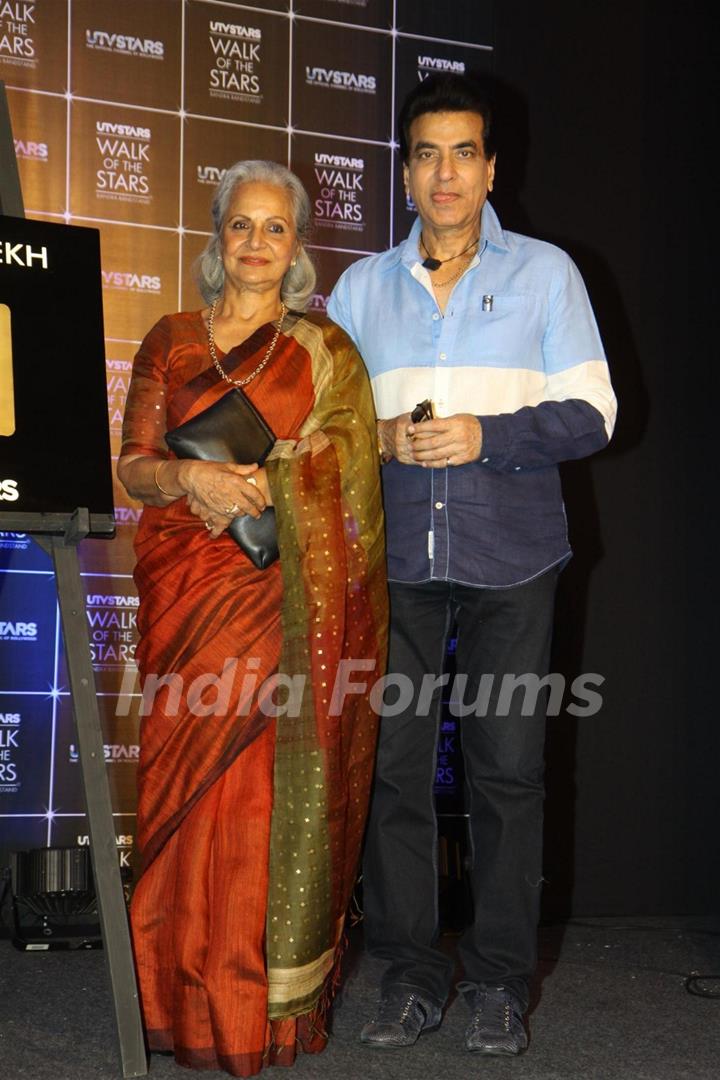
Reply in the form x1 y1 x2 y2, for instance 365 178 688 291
220 181 299 299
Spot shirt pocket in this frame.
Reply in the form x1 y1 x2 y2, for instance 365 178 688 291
461 294 544 372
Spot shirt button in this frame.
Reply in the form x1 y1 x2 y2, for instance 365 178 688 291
481 457 490 463
432 313 440 321
439 352 447 360
514 466 521 471
435 501 444 509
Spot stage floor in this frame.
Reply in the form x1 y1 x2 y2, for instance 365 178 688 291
1 917 719 1079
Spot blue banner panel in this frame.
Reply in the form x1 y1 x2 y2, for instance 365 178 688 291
0 533 53 572
0 695 53 814
0 570 58 693
51 813 137 881
0 816 49 864
52 696 139 817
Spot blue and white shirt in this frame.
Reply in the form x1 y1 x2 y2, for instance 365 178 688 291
327 203 617 587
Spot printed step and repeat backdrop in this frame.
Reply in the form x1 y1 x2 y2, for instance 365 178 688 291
0 0 493 877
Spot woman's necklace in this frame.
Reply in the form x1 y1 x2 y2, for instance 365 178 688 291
207 297 287 388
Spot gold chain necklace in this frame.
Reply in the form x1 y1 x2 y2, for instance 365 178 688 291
431 251 477 288
207 297 286 388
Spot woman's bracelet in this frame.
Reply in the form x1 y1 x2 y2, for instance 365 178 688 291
154 460 180 499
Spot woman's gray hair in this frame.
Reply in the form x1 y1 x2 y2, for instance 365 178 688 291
194 160 316 311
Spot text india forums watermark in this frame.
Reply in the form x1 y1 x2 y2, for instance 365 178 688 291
116 659 604 719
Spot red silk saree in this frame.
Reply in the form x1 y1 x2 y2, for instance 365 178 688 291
121 310 387 1076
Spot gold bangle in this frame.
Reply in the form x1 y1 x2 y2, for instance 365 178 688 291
377 426 390 464
154 460 178 499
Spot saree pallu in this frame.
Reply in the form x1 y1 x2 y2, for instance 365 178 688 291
121 310 387 1076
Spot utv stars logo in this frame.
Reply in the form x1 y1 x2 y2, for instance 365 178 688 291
417 55 466 81
313 152 365 232
208 20 262 104
197 164 227 186
95 120 152 204
101 269 161 294
0 2 36 68
305 67 376 94
14 138 47 162
85 29 164 59
0 619 37 640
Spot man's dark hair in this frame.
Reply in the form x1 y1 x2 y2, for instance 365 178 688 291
398 73 496 164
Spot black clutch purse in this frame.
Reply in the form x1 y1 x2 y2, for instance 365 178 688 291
165 388 279 569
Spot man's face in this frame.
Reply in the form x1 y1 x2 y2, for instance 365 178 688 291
403 110 496 236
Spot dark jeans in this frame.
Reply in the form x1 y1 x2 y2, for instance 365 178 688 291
362 570 559 1011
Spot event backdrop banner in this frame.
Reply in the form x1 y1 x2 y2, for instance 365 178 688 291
0 0 493 877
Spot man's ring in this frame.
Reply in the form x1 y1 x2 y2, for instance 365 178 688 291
224 502 240 515
205 520 213 531
246 476 257 487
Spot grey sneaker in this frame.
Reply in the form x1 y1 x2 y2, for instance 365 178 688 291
462 984 528 1055
360 987 442 1048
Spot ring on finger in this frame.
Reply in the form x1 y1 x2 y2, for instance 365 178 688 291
205 520 213 531
246 476 257 487
224 502 240 515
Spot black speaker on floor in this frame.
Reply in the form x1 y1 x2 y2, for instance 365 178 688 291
9 847 102 951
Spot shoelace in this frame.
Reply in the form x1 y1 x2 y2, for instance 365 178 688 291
376 991 421 1023
469 993 514 1032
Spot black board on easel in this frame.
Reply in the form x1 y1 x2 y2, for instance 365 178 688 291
0 213 114 535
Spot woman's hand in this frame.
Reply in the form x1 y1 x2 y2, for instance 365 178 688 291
181 460 267 537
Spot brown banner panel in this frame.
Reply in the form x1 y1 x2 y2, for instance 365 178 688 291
70 0 182 110
104 340 137 457
77 470 142 577
292 18 392 141
6 85 66 214
179 229 210 312
184 0 289 126
395 0 494 43
393 34 494 123
291 132 391 252
182 116 288 232
0 0 68 92
306 246 364 316
295 0 393 30
89 219 179 340
69 99 181 227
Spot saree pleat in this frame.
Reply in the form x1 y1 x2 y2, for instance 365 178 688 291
122 310 387 1076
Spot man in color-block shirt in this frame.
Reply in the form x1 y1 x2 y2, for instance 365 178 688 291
328 73 616 1056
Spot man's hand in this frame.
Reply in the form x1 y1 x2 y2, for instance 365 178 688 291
407 414 483 467
377 414 417 464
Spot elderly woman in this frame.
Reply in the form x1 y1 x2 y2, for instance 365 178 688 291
117 161 387 1077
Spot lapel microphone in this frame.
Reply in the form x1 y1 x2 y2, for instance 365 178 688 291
420 234 479 273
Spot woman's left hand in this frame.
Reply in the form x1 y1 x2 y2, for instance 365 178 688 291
182 461 270 538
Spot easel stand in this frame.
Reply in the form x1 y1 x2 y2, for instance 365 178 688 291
3 511 148 1078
